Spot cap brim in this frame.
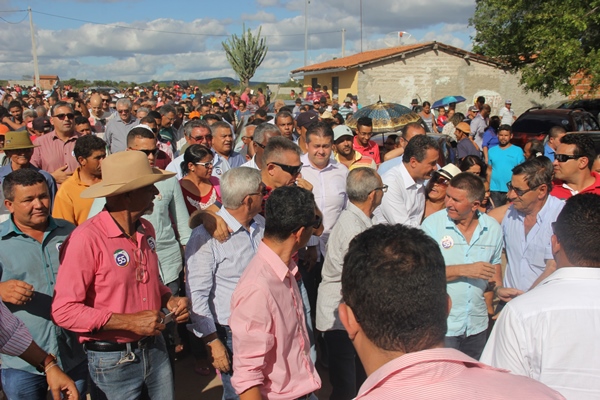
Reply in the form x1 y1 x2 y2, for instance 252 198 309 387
80 168 175 199
3 144 39 150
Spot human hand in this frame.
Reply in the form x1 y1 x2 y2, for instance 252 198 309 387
496 287 524 303
206 339 230 373
0 280 34 305
462 262 496 280
166 296 190 323
295 176 313 192
52 165 72 184
304 246 318 272
46 364 79 400
203 212 232 243
128 310 166 336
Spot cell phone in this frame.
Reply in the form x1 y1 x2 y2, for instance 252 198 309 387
163 312 175 324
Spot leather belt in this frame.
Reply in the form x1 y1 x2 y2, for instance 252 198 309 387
84 336 155 352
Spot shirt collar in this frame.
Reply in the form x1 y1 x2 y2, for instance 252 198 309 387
1 215 60 239
346 202 373 226
398 162 420 189
98 209 146 239
259 241 298 282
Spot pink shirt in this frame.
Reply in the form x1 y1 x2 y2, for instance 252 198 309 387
230 242 321 399
355 348 564 399
30 130 81 174
51 210 171 343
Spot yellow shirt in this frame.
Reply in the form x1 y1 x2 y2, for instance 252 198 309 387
52 168 95 226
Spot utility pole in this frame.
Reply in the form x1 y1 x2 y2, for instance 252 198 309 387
359 0 363 52
342 29 345 57
28 7 40 87
304 0 309 66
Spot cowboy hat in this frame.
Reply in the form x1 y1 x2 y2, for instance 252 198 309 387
3 131 39 151
81 151 175 199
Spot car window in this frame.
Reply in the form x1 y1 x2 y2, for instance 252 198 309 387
512 114 570 134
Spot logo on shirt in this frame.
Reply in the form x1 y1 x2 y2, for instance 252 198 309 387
214 167 222 176
441 235 454 249
147 237 157 252
56 241 63 253
114 249 130 267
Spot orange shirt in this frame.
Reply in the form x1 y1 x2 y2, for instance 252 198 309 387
52 167 95 225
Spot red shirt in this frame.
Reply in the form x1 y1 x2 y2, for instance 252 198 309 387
30 130 81 175
51 210 171 343
353 136 381 164
550 171 600 199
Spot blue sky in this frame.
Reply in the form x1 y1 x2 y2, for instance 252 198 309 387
0 0 476 83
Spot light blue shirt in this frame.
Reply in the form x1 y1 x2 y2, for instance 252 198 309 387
185 207 265 337
0 217 86 374
488 145 525 192
422 209 502 337
544 143 556 162
502 195 564 292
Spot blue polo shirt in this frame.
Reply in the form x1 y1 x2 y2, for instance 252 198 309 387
0 216 86 374
422 209 502 337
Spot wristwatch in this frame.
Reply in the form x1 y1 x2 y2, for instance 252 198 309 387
36 353 57 373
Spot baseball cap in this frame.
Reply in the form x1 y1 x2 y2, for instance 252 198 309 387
411 98 419 105
295 110 319 129
344 97 352 103
505 99 512 104
333 125 354 142
32 116 52 133
332 94 339 99
468 106 479 112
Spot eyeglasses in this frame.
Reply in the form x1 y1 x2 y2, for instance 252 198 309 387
555 153 582 163
247 185 268 197
292 214 322 232
370 184 389 193
190 134 212 142
506 181 541 197
195 160 214 168
134 248 148 283
101 99 110 103
433 173 450 186
252 139 266 149
269 162 303 176
117 109 130 114
135 148 159 156
53 113 75 120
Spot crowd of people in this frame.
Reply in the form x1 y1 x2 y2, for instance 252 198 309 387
0 82 599 400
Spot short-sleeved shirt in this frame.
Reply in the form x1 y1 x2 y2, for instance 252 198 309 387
104 116 139 154
30 130 81 175
488 145 525 192
0 216 86 374
353 137 381 164
422 209 502 337
334 151 376 171
52 167 95 225
456 137 481 160
51 210 171 344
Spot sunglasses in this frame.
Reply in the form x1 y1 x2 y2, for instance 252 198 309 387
191 134 212 142
270 162 302 176
433 174 450 186
506 181 541 197
554 153 581 163
253 139 266 149
101 99 110 103
117 109 130 114
53 113 75 120
195 160 214 168
136 148 159 156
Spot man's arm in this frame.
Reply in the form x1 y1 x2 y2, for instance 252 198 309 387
383 146 404 161
528 259 557 290
169 181 192 246
189 208 231 242
445 262 496 282
239 386 263 400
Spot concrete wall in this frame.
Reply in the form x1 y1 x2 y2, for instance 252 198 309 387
357 48 565 117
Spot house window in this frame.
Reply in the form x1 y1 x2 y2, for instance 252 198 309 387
332 77 339 96
311 78 318 89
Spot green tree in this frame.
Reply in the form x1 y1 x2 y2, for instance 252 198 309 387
222 24 268 89
470 0 600 96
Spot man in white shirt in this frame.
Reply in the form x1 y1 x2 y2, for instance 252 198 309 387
499 99 516 126
373 135 439 227
481 193 600 400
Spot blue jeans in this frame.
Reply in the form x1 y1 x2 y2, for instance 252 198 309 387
215 324 239 400
444 330 488 360
324 330 365 400
1 359 88 400
86 335 173 400
298 279 317 364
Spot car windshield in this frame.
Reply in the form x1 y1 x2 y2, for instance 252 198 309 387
512 114 570 134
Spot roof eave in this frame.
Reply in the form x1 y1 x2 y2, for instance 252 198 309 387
290 67 348 78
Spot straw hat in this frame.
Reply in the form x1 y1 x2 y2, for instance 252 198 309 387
81 151 175 199
3 131 39 151
437 164 462 180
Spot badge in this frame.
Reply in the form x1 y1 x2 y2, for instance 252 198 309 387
114 249 130 267
147 237 157 252
214 167 222 176
56 241 63 253
441 235 454 249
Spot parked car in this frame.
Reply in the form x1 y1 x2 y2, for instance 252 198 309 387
548 98 600 122
511 108 599 147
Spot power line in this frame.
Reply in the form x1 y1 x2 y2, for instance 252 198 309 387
31 9 342 38
0 9 28 24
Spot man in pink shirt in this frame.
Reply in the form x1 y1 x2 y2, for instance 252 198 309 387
51 151 190 400
352 117 381 164
230 186 321 400
338 224 564 400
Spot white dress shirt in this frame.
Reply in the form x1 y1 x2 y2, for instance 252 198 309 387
481 267 600 399
373 161 425 227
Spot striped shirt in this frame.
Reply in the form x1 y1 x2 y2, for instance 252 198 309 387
185 207 265 337
0 300 32 357
355 347 564 399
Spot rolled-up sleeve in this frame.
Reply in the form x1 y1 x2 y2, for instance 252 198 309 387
230 284 274 394
0 300 33 357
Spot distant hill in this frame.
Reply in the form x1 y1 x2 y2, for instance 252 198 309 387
164 77 271 87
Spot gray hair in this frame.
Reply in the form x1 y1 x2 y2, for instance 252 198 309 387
23 109 37 119
137 106 150 115
347 168 380 202
210 121 232 135
254 122 281 145
116 98 132 109
159 104 176 116
220 167 262 209
512 157 554 192
263 136 302 165
184 119 211 138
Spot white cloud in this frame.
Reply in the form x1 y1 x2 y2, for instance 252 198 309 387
241 11 277 23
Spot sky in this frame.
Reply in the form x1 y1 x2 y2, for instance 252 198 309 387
0 0 476 84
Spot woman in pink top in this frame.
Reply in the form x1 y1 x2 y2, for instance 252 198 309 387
179 144 221 215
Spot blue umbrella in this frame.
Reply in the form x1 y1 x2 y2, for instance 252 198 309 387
432 95 466 109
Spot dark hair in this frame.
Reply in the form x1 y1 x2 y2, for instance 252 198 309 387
275 111 293 125
127 126 156 146
159 104 176 116
549 125 567 139
263 136 302 165
497 124 512 134
51 101 73 116
403 135 439 163
333 113 345 125
356 117 373 130
525 138 545 160
422 101 431 107
140 115 157 126
560 133 596 170
74 115 89 126
203 114 222 124
489 116 501 131
342 224 447 353
400 122 425 138
3 169 47 201
8 100 22 110
181 144 212 175
554 193 600 267
74 135 106 161
305 122 334 144
264 186 315 241
512 157 554 191
149 110 161 120
449 172 485 202
459 155 488 179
